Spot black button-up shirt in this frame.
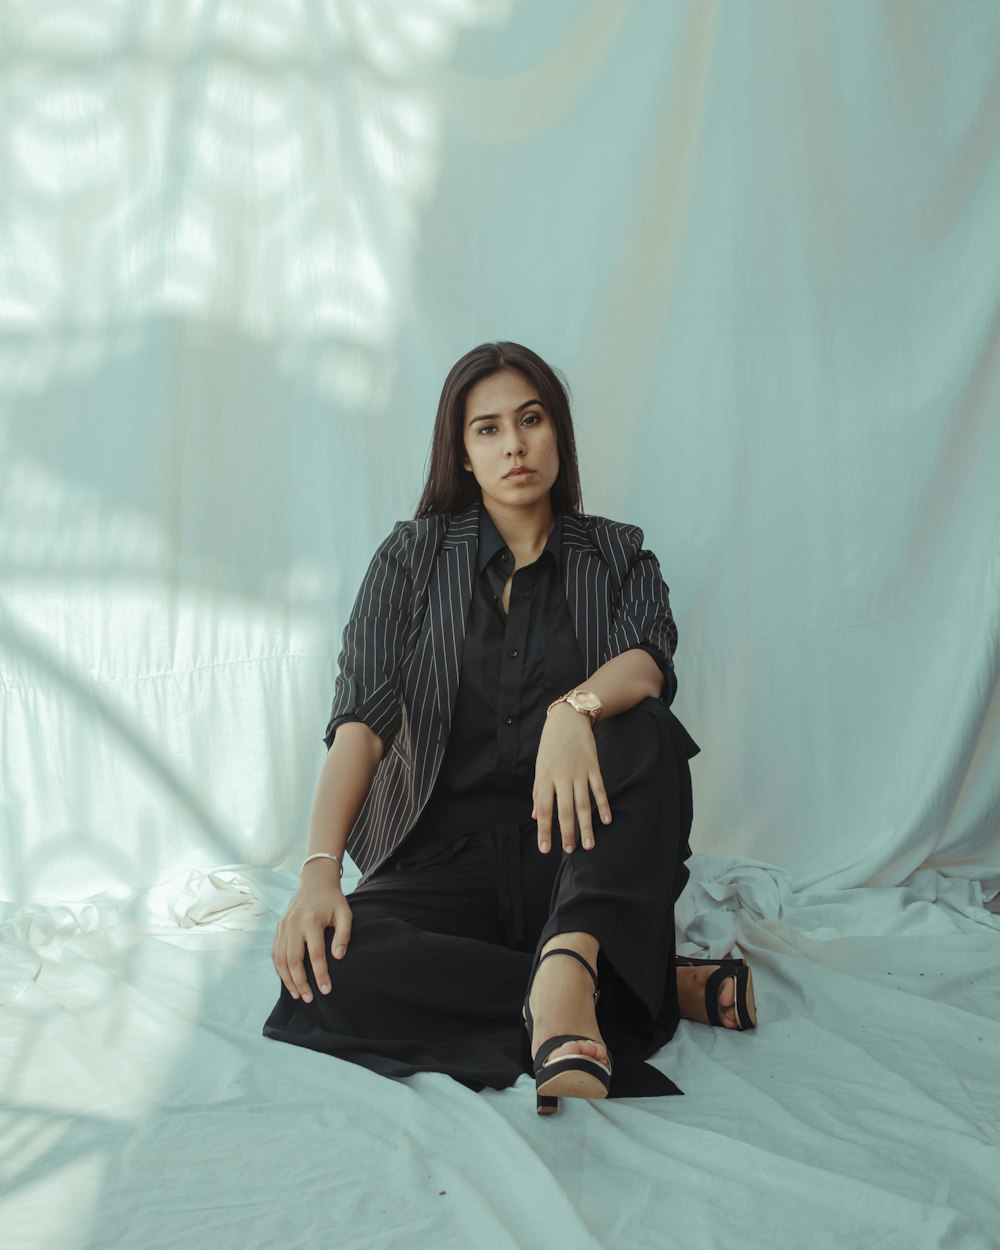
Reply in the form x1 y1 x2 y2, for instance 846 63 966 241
392 509 672 871
406 508 587 848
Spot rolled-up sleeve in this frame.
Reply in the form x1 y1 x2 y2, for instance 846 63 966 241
323 523 413 751
603 527 679 706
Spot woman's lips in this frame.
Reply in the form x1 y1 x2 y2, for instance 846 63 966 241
505 468 534 479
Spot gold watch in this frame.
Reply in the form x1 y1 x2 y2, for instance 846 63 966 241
546 688 604 723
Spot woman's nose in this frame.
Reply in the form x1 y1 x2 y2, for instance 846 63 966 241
505 425 526 455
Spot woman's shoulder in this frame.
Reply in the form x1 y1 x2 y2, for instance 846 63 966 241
367 514 453 584
385 505 478 550
568 510 646 551
376 513 449 544
380 516 434 537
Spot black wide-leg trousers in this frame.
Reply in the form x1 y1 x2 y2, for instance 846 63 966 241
263 698 699 1098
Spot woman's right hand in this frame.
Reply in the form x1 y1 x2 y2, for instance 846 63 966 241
271 860 353 1002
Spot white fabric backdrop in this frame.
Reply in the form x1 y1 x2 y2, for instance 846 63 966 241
2 3 999 1248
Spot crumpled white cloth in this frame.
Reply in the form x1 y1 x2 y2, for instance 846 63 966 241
0 864 303 1004
676 853 1000 960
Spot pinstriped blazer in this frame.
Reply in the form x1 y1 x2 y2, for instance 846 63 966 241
323 502 680 881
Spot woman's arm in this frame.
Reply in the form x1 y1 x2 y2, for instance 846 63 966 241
307 720 384 861
273 522 416 1000
532 648 664 857
531 521 679 853
600 521 678 706
572 646 664 717
323 521 414 752
271 721 383 1003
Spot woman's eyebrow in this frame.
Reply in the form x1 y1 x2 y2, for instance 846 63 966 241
468 399 545 424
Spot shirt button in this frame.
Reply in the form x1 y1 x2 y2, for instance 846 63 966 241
500 551 510 563
507 647 518 658
504 715 514 725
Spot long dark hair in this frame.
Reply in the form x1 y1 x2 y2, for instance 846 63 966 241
414 342 583 519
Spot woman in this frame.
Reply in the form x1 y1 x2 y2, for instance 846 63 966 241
264 342 756 1114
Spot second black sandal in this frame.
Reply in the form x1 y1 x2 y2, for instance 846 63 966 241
676 954 758 1030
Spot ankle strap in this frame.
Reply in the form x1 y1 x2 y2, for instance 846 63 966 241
536 947 600 1000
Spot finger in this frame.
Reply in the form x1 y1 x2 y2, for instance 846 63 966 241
535 783 554 852
557 783 577 853
575 780 596 850
272 923 300 999
331 902 353 960
590 768 613 825
306 925 331 994
273 944 298 1000
286 940 314 1004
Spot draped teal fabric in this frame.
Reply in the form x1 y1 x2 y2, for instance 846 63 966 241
1 4 998 1247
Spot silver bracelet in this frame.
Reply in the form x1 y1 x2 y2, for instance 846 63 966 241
301 852 343 874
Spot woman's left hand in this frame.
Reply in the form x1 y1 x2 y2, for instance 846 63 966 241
532 705 612 855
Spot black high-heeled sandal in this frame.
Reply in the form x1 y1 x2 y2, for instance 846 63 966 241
676 954 758 1030
522 947 613 1116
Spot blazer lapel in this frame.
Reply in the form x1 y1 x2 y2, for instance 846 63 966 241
561 512 610 678
425 503 479 727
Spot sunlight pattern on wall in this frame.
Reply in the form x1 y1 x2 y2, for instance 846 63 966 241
0 0 513 403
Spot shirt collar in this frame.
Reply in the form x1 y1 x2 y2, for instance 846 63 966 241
477 506 562 573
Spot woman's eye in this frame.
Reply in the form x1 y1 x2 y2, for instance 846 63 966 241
475 413 541 434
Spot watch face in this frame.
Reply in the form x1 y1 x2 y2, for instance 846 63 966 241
571 690 601 712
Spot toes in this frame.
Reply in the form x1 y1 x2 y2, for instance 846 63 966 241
578 1040 607 1062
721 976 740 1028
545 1040 609 1066
717 974 737 1025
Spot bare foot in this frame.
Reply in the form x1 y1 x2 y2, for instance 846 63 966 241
676 963 739 1028
526 936 610 1072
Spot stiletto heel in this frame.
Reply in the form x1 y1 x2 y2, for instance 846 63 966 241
676 954 758 1030
522 947 613 1116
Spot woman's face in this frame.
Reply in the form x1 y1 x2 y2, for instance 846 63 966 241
462 369 560 514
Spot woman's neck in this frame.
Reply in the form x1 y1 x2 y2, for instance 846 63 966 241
482 498 555 558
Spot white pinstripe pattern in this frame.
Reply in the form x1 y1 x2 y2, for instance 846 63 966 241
324 503 678 880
